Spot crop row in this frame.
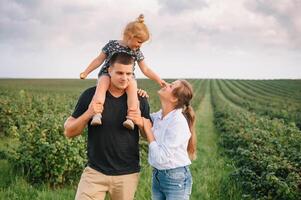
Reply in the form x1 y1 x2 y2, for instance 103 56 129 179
211 80 301 199
0 79 204 187
217 80 301 129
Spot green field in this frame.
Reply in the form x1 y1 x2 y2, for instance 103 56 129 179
1 79 300 199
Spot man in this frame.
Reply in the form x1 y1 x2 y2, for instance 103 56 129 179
64 52 150 200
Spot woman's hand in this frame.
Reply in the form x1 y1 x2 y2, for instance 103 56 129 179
142 118 152 132
137 88 149 98
127 110 143 128
142 118 155 143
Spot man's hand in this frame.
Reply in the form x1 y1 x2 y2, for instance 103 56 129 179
87 100 103 117
64 101 103 138
137 88 149 98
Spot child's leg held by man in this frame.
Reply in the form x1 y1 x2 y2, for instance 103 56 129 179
123 79 140 130
91 75 110 125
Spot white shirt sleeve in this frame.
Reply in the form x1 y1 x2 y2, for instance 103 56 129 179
149 141 171 165
149 118 190 166
150 110 161 122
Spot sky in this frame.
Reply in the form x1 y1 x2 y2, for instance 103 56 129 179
1 0 301 79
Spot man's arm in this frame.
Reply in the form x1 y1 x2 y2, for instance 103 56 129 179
64 100 103 138
64 113 91 138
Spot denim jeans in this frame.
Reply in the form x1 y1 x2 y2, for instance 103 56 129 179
152 166 192 200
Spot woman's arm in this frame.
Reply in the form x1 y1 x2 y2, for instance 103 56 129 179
142 118 173 165
143 118 190 165
137 60 167 87
142 118 155 143
80 52 107 79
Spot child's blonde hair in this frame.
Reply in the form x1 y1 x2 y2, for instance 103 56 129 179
123 14 150 42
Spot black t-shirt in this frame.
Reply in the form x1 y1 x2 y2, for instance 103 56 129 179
72 86 150 175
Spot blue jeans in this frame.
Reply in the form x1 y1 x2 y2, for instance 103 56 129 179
152 166 192 200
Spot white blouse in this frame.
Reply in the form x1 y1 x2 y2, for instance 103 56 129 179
148 108 192 170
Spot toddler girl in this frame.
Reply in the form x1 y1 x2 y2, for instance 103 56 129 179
80 14 166 129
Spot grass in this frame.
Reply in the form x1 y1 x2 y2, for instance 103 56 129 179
0 137 76 200
0 79 245 199
135 164 152 199
0 159 76 200
190 82 243 200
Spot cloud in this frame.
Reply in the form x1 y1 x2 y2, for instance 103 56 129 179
0 0 300 78
244 0 301 49
0 0 106 47
1 0 299 52
151 0 301 52
158 0 208 14
0 0 159 51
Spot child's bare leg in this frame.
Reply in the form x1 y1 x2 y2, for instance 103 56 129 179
91 75 110 125
123 79 140 130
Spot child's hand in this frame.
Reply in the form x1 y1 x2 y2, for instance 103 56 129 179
159 79 168 88
80 72 87 79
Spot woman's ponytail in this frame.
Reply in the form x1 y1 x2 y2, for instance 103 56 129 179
183 105 197 160
173 80 197 161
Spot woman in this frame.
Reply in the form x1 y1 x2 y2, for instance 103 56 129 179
130 79 197 200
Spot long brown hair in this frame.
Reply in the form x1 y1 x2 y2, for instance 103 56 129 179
172 80 197 160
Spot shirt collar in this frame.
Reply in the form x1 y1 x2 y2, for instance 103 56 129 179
158 108 183 120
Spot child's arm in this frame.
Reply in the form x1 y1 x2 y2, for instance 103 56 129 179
138 60 167 87
80 52 107 79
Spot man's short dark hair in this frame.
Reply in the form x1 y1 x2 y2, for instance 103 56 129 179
109 52 135 66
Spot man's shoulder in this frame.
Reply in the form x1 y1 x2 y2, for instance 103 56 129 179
138 96 149 105
82 86 96 95
78 86 96 101
71 86 96 118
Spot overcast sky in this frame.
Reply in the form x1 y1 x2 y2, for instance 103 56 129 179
1 0 301 79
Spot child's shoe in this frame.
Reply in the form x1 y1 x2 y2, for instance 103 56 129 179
123 119 135 130
91 113 102 125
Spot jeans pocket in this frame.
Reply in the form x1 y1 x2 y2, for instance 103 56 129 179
166 171 186 181
184 174 193 195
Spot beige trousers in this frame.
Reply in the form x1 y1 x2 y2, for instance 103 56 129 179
75 166 139 200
